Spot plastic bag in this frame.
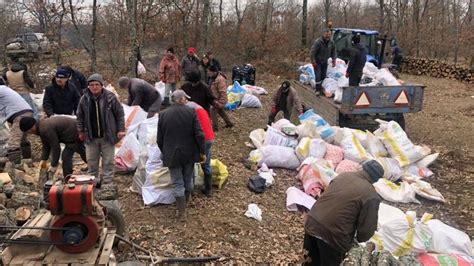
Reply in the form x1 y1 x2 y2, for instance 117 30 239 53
249 128 265 149
155 81 166 98
137 116 159 146
240 93 262 108
295 137 327 161
242 84 268 95
299 109 335 141
137 61 146 75
375 120 425 167
334 86 343 103
370 211 433 257
249 145 300 169
114 134 140 172
131 148 147 194
322 78 338 96
411 179 446 202
225 81 247 111
373 179 420 204
337 76 349 87
335 159 360 173
244 204 262 221
405 164 434 178
417 153 439 168
271 119 293 131
286 186 316 212
374 68 400 86
298 64 316 87
211 159 229 189
299 73 310 85
263 126 298 148
426 219 473 257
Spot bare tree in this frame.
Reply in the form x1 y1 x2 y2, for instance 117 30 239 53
54 0 67 65
201 0 211 49
302 0 308 47
323 0 331 27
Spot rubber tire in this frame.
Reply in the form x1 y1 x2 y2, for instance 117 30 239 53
394 114 406 130
101 201 126 245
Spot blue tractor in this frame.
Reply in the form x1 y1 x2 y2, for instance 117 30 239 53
331 28 387 67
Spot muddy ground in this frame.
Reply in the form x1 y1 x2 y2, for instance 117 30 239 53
113 73 473 263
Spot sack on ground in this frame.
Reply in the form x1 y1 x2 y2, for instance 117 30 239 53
375 120 424 167
297 158 336 197
263 126 298 148
324 143 344 169
373 179 420 204
286 186 316 212
411 179 446 203
376 157 402 182
295 121 320 140
299 109 335 141
295 137 326 161
370 211 433 257
242 84 268 95
211 159 229 189
335 159 360 173
366 131 388 157
417 253 472 266
240 93 262 108
426 219 473 257
271 119 293 131
115 134 140 172
225 81 247 111
377 203 405 228
340 128 369 163
249 128 265 149
250 145 300 169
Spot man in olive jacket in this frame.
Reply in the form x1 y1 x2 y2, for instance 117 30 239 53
303 160 383 266
158 90 205 222
76 74 125 184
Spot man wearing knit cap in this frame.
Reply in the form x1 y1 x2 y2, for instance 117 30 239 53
76 74 125 184
118 76 162 118
181 47 200 81
42 67 80 117
19 116 87 178
303 160 383 266
208 65 233 131
179 70 215 115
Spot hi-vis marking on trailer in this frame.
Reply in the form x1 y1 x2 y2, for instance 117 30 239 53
354 92 371 107
394 90 409 105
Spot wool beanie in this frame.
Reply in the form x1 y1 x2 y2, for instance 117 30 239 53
87 74 104 86
362 160 384 183
20 117 37 132
118 76 130 88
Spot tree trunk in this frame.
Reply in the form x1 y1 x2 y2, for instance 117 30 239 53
54 0 67 66
302 0 308 47
219 0 224 26
90 0 98 72
126 0 139 77
378 0 384 33
324 0 331 27
201 0 210 49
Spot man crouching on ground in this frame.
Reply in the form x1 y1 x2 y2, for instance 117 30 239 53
303 160 383 265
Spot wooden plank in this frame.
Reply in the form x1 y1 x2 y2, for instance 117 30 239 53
17 212 52 239
97 230 116 265
43 228 108 265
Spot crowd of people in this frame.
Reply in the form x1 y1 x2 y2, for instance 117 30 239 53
0 40 400 264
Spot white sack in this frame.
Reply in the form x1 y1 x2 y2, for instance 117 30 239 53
137 61 146 75
240 93 262 108
340 128 369 163
155 81 166 98
114 134 140 172
366 131 388 157
374 68 401 86
295 137 327 161
249 128 265 149
373 179 420 204
377 203 405 228
427 219 473 257
242 84 268 95
249 145 300 169
263 126 298 148
411 179 446 202
376 157 402 182
295 121 320 139
244 204 262 221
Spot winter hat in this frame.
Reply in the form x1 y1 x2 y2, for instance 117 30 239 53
208 65 218 72
171 90 191 101
20 117 37 132
56 68 70 78
166 47 174 54
188 47 196 54
87 74 104 85
362 160 384 183
187 71 201 83
118 76 130 88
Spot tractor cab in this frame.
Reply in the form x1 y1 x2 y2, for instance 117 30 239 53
331 28 383 67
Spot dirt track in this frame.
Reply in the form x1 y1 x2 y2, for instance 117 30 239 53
114 73 473 263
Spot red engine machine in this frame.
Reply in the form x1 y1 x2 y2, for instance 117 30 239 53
46 175 106 254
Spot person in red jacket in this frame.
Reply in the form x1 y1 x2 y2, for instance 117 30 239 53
186 101 215 197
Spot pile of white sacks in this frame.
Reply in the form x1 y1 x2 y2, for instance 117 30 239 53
249 108 445 203
299 58 403 103
248 109 473 261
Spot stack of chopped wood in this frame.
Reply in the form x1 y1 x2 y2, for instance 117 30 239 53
402 56 473 83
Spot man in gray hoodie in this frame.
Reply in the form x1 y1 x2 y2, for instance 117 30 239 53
310 29 336 94
0 83 34 165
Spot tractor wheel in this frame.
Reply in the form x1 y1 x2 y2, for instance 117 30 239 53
394 114 406 130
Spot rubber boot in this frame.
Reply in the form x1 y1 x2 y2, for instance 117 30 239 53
175 196 187 222
185 191 192 204
202 174 213 197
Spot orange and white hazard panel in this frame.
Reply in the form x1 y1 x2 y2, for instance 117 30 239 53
354 92 371 108
394 90 410 105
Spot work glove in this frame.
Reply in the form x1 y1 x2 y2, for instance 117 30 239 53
38 160 48 170
199 154 207 164
270 106 277 114
312 63 317 70
332 59 336 68
117 131 126 140
345 72 349 78
78 132 85 142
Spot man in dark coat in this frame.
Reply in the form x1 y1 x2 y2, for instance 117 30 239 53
42 67 80 117
303 160 383 266
268 81 303 125
346 34 367 86
118 76 162 118
19 116 87 177
157 90 205 221
63 66 87 96
179 70 215 115
207 51 222 71
310 29 336 94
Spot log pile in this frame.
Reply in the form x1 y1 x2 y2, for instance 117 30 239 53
402 56 473 83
